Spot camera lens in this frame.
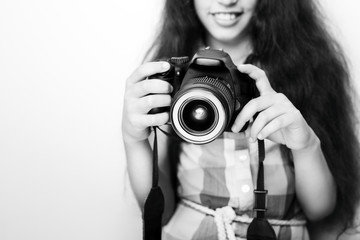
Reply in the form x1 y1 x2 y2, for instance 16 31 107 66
170 76 234 144
181 100 216 132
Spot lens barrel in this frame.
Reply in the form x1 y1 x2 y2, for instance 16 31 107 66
171 76 234 144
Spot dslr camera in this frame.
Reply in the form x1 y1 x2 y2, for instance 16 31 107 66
149 48 256 144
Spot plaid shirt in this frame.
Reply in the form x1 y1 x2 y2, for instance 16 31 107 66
162 130 309 240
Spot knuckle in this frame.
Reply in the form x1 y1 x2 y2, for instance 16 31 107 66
275 117 283 127
128 115 139 127
247 98 255 107
131 115 144 127
275 93 287 103
292 109 302 117
259 111 268 121
276 92 286 100
136 64 146 75
249 98 259 109
259 69 266 77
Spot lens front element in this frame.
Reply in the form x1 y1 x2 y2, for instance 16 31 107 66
182 100 215 132
171 89 227 144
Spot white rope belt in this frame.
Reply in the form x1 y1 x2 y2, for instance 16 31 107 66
181 199 306 240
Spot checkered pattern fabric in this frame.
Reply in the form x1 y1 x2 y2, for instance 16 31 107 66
162 131 309 240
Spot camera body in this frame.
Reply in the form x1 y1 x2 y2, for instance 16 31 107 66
149 48 256 144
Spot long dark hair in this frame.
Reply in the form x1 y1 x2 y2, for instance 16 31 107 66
249 0 360 234
147 0 360 234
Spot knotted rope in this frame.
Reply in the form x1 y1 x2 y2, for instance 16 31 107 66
181 199 306 240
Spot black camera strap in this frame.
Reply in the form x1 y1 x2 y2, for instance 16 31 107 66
143 127 164 240
247 139 277 240
142 128 276 240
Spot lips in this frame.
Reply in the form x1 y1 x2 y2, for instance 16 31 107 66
210 12 243 26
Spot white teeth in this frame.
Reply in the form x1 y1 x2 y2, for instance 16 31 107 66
214 13 237 21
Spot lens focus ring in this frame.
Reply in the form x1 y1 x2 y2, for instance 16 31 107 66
191 76 234 113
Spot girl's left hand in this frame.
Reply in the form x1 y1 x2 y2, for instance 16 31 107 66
231 64 315 151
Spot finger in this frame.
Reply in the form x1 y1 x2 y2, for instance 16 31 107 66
138 94 172 113
250 105 288 141
126 61 171 85
132 79 173 97
237 64 275 95
231 95 275 132
137 112 170 128
257 112 295 140
232 93 291 132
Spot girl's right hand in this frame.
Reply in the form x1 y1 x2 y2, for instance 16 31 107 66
122 61 173 144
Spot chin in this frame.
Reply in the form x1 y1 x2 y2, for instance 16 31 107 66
208 32 244 45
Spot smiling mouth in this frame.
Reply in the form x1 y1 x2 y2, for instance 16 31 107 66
210 12 243 21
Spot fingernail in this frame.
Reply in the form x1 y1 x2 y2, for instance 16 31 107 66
233 124 244 133
162 62 170 71
231 126 237 132
257 134 263 140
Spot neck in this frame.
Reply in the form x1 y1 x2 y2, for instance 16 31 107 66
205 35 253 65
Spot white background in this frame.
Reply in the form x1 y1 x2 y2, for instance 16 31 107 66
0 1 359 240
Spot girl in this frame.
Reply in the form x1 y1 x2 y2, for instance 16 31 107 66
122 0 360 239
